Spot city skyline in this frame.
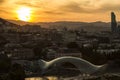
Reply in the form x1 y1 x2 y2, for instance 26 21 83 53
0 0 120 22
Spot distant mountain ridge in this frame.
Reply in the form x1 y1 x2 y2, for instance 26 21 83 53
0 18 18 26
0 18 112 32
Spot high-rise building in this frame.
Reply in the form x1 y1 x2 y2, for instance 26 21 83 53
111 12 117 33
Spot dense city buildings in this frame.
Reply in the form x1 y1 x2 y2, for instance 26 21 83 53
0 15 120 60
0 12 120 80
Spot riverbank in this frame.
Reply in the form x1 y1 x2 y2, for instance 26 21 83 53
25 73 120 80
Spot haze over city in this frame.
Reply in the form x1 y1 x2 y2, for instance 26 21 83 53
0 0 120 22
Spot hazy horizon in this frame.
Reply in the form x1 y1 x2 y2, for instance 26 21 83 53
0 0 120 22
6 18 120 23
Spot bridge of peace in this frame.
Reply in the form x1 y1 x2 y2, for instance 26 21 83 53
12 56 120 78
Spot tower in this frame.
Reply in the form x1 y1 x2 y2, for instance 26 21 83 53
111 12 117 33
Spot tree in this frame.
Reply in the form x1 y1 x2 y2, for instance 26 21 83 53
9 63 25 80
33 40 52 59
0 53 11 73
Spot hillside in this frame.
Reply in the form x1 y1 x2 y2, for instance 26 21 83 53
3 18 112 32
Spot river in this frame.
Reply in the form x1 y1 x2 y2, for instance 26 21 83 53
25 77 59 80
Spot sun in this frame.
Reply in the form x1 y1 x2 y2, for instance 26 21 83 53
17 7 32 22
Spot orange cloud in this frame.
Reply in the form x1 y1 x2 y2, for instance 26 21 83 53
0 0 120 22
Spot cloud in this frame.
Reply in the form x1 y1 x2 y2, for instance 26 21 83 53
0 0 5 4
98 3 120 12
43 10 64 15
0 9 9 13
58 0 120 14
88 0 120 12
60 2 83 13
15 1 40 8
0 0 120 22
59 2 82 14
58 1 98 14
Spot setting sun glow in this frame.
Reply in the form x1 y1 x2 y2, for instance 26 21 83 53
17 7 32 22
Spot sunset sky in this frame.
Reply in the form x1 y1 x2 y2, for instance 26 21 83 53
0 0 120 22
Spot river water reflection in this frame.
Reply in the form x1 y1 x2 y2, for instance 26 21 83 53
25 77 58 80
